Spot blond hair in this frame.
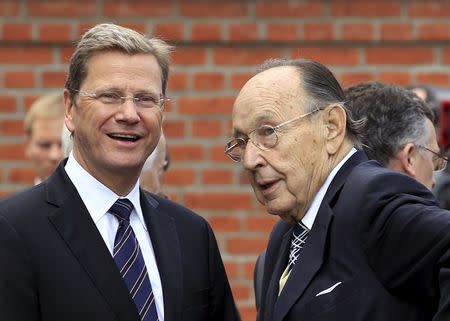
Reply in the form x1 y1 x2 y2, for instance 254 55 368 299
24 92 64 136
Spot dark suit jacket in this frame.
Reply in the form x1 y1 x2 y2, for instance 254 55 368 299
0 162 240 321
259 151 450 321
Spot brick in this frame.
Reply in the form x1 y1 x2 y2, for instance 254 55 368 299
332 1 400 16
77 22 98 38
104 0 171 17
185 193 252 210
8 168 35 184
153 23 183 41
214 48 281 66
202 169 233 184
39 24 71 42
377 72 411 86
231 283 251 301
223 261 238 279
227 236 268 253
0 120 24 136
178 97 234 115
293 47 359 66
304 23 334 41
60 46 75 64
239 170 251 185
120 23 146 34
172 48 206 65
211 145 233 162
0 96 17 112
340 73 374 88
408 3 450 17
170 145 204 161
208 215 240 232
0 1 20 16
418 23 450 41
164 168 195 185
0 144 26 160
231 73 252 90
0 48 53 64
245 215 278 232
256 2 324 17
229 23 259 42
24 95 39 111
168 73 188 90
42 71 67 88
193 73 225 90
163 120 185 138
244 261 257 279
2 23 32 41
416 73 450 86
443 48 450 64
5 71 35 88
28 1 96 16
180 2 247 17
366 47 433 65
191 23 222 42
380 23 413 41
240 306 257 321
341 24 374 41
266 24 299 42
192 120 222 138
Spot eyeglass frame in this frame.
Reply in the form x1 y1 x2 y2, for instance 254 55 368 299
415 144 448 172
69 88 170 111
225 108 320 162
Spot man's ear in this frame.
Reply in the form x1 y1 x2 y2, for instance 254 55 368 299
324 104 347 155
396 143 417 176
63 89 75 133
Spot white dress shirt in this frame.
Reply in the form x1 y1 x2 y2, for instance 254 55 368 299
302 147 357 229
64 152 164 320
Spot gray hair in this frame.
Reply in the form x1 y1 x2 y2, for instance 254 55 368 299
345 81 434 166
65 23 173 99
257 58 365 147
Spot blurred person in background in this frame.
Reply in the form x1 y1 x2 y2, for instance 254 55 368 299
24 92 64 185
345 81 445 190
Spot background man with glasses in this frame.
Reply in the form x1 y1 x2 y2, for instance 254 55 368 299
0 23 240 321
227 58 450 321
345 81 447 191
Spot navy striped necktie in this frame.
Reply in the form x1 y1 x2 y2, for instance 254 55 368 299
109 198 158 321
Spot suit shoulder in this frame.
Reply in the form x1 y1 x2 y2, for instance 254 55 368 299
0 184 47 217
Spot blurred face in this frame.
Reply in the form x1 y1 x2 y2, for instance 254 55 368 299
65 51 163 195
413 119 439 190
231 66 331 224
26 117 64 182
140 134 168 195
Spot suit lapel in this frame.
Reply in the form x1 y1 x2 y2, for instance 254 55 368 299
140 191 182 321
273 150 368 321
46 163 139 321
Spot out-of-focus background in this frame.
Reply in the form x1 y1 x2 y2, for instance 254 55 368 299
2 1 450 319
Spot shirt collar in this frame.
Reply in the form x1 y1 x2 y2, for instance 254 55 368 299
302 147 357 230
64 152 147 230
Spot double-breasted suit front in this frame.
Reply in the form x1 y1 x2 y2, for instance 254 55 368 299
259 151 450 321
0 162 240 321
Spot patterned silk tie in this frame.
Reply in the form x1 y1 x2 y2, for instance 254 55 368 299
109 199 158 321
287 221 309 272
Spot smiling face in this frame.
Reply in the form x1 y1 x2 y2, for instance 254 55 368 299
64 51 163 195
232 66 341 223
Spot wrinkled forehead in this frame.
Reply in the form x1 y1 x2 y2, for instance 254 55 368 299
232 66 307 132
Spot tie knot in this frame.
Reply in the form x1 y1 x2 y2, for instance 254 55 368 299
109 198 134 221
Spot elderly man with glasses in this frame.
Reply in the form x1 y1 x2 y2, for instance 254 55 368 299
345 81 447 191
227 58 450 321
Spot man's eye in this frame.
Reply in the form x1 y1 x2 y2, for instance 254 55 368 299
98 92 120 103
257 125 276 137
136 95 157 103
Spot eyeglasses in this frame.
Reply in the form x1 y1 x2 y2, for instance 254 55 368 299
225 109 319 162
71 88 169 110
416 144 448 172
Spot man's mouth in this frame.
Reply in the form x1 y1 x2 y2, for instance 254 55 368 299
107 133 140 142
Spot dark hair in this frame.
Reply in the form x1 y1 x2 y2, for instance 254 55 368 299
257 58 364 147
345 81 434 166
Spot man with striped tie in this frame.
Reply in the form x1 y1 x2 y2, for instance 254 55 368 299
0 23 240 321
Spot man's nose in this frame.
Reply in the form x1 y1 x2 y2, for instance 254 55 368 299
242 141 265 170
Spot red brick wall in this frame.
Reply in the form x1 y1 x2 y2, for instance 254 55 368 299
1 1 450 320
